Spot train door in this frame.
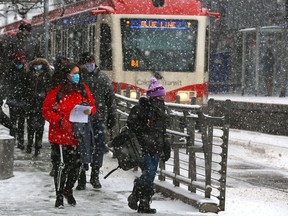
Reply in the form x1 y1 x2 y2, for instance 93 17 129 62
95 15 113 78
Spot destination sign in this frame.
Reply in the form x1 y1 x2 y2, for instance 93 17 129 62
126 19 192 30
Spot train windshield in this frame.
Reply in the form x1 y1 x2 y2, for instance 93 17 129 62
121 19 198 72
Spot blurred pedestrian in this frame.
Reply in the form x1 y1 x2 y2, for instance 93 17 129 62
42 62 96 208
262 43 275 96
75 52 117 190
8 21 42 62
0 85 14 131
25 58 52 156
4 51 29 150
127 77 171 214
51 55 70 88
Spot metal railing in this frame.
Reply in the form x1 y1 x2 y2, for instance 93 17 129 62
111 93 230 213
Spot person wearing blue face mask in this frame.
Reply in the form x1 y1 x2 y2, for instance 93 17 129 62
3 51 29 150
25 58 52 156
42 62 96 208
75 52 117 190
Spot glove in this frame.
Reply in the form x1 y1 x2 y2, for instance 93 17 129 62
107 114 116 130
161 142 171 162
161 152 171 162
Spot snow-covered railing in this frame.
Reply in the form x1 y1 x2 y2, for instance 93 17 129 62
112 94 230 213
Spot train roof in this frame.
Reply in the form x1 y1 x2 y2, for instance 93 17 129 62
1 0 217 34
31 0 208 25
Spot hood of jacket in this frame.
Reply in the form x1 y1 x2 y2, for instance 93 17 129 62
26 58 52 75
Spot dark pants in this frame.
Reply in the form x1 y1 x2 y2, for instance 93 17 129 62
27 112 45 149
51 144 80 193
139 153 160 187
91 121 105 168
9 106 26 146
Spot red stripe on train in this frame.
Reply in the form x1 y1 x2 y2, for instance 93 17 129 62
112 82 208 102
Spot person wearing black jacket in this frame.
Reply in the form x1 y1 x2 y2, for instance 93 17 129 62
126 77 171 214
25 58 52 156
4 51 29 150
75 52 117 190
0 88 14 131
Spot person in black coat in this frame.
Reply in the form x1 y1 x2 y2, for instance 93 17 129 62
75 52 117 190
25 58 52 156
4 51 29 150
0 86 14 131
126 77 171 214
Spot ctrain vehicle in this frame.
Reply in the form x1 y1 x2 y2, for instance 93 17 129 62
0 0 220 104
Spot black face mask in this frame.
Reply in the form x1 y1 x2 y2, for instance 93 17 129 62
150 98 165 110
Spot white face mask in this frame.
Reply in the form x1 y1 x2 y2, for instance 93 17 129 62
86 63 96 73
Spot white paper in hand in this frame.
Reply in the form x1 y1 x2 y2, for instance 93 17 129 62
69 105 91 123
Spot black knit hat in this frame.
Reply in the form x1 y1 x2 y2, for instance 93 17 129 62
19 23 32 32
79 52 95 64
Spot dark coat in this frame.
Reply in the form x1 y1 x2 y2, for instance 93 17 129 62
4 62 30 109
81 66 116 126
0 88 13 130
25 58 52 115
127 97 170 155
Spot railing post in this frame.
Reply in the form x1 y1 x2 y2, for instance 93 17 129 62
136 88 141 99
218 124 229 211
191 96 196 105
125 86 130 98
117 82 121 94
173 146 180 187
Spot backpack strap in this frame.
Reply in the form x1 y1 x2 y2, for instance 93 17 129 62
104 166 120 179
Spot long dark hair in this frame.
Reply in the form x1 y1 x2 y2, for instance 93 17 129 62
56 62 87 102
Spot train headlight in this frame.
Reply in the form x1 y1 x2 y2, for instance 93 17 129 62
130 90 137 99
177 91 197 103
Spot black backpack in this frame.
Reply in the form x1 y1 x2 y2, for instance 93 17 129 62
104 126 143 179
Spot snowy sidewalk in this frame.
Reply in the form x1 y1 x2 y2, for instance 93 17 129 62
0 125 288 216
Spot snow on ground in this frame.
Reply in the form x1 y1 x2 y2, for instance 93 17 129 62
1 126 288 216
209 93 288 105
1 96 288 215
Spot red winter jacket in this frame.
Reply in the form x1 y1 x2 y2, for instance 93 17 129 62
42 84 96 146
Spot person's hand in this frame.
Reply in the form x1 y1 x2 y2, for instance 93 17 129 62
161 151 170 162
83 109 91 115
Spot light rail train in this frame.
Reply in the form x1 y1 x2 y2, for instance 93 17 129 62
0 0 219 104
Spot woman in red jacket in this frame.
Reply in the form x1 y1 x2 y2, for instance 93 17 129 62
42 62 96 208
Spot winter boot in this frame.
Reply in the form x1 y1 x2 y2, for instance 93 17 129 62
34 144 41 157
49 168 55 177
63 188 76 206
138 200 156 214
128 179 141 210
137 187 156 214
26 145 32 154
76 169 86 190
90 166 102 189
55 194 64 208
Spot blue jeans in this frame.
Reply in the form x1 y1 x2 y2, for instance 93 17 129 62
91 122 105 168
139 153 160 187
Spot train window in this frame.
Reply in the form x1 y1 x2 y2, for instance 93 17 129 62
55 30 62 55
205 27 210 72
100 23 112 70
89 25 96 55
121 19 198 72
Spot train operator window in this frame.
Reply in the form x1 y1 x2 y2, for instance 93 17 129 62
121 19 198 72
100 24 112 70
